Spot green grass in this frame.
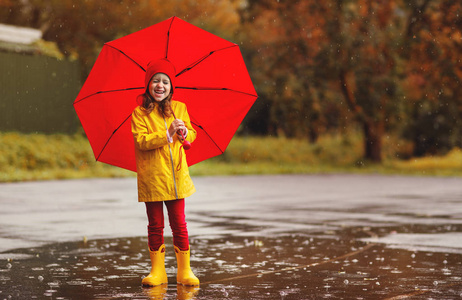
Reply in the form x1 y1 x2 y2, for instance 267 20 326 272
190 134 462 177
0 131 461 182
0 132 132 182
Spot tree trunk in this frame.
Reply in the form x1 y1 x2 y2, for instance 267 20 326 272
308 128 319 144
339 71 384 163
363 120 383 163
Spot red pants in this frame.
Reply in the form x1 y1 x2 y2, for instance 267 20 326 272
145 199 189 251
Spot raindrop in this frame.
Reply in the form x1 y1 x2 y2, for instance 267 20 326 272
48 281 60 288
38 275 44 282
254 240 264 247
433 280 438 286
32 267 44 271
344 279 349 285
6 263 12 269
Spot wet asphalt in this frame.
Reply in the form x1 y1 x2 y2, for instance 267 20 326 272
0 174 461 299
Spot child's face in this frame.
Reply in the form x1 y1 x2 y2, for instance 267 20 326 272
149 73 171 102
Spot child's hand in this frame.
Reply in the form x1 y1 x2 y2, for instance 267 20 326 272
168 119 186 138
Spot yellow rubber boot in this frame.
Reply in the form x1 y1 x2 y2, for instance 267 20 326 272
142 244 168 286
174 245 200 286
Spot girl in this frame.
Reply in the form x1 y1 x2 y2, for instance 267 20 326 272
131 58 199 287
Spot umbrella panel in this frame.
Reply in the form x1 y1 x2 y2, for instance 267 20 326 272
76 89 141 172
176 45 256 95
106 18 171 68
176 89 256 166
75 46 144 103
98 116 137 171
167 18 235 73
106 17 235 77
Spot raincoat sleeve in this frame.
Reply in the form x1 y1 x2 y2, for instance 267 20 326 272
181 104 197 143
131 108 169 151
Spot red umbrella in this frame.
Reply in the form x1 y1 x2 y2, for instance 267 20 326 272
74 16 257 172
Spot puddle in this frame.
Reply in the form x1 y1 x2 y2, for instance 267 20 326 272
0 229 461 299
362 232 462 254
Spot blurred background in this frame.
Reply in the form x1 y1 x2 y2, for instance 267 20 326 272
1 0 461 181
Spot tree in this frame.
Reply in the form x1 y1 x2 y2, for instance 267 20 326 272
328 0 402 162
238 0 344 141
240 0 402 162
401 0 462 156
239 0 462 162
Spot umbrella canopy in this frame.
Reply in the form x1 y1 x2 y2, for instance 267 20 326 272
74 16 257 172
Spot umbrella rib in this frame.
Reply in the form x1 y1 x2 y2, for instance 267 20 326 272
105 44 146 72
176 86 257 98
176 44 238 77
95 113 132 162
166 16 176 59
190 121 224 154
74 87 144 104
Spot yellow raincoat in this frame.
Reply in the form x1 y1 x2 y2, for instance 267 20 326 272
131 101 197 202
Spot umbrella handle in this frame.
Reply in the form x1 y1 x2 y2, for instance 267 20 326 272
171 111 191 150
179 131 191 150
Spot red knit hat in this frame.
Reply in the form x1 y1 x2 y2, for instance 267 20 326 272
144 58 176 93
